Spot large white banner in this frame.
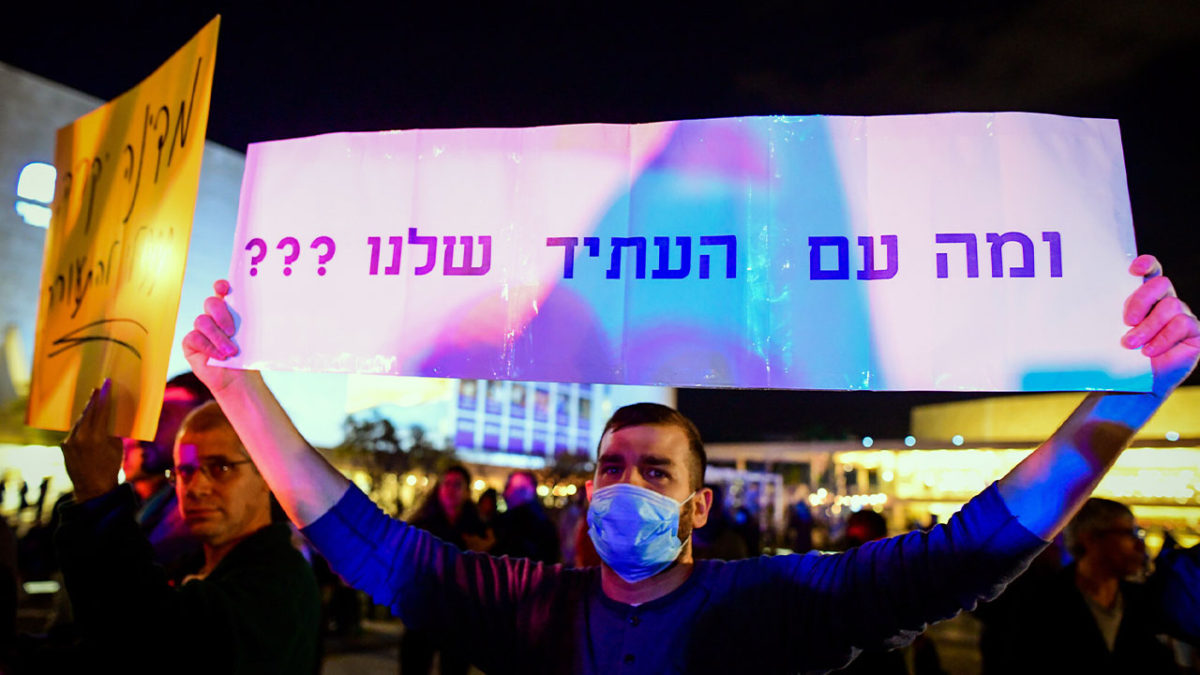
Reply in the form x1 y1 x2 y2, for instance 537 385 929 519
219 113 1149 392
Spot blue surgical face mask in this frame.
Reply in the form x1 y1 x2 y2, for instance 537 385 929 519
587 483 695 583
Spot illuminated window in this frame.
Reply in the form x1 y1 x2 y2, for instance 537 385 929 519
15 162 56 228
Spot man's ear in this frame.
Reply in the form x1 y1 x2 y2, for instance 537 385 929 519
689 487 714 530
585 479 593 501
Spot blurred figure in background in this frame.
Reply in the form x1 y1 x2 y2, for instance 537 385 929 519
476 487 498 529
984 498 1198 673
784 498 815 554
731 503 762 556
836 509 888 551
122 371 212 580
492 470 559 564
692 484 749 561
402 465 489 675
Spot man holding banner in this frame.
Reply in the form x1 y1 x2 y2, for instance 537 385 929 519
177 252 1199 672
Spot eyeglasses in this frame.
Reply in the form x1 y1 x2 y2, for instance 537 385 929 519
167 459 253 485
1098 526 1146 541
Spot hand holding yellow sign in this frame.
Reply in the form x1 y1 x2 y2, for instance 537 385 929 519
27 17 219 440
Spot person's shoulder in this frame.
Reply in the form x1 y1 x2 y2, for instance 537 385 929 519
221 524 315 577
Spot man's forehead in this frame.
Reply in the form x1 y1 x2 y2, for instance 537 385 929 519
175 427 244 462
598 424 688 461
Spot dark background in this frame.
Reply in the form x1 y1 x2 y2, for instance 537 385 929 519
4 1 1197 442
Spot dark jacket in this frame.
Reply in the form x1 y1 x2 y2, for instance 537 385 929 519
979 560 1186 674
55 484 320 674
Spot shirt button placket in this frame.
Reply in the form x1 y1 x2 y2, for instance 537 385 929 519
620 611 639 669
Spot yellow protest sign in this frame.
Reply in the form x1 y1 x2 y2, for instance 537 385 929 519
27 16 219 440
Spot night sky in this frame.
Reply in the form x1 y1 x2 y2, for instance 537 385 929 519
3 1 1198 442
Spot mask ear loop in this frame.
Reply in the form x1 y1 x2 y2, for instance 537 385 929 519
678 491 699 545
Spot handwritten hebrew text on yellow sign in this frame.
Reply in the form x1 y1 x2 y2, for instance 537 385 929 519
27 16 219 440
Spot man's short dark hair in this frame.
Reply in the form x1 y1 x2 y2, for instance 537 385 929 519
1065 497 1133 558
599 403 706 491
179 401 248 459
166 371 214 405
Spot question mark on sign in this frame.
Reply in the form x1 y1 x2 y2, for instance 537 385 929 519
277 237 300 276
245 238 267 277
311 236 336 276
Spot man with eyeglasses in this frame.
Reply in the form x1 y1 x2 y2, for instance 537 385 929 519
52 392 320 674
982 498 1194 673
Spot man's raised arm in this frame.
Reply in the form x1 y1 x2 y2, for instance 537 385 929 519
997 254 1200 539
182 280 349 526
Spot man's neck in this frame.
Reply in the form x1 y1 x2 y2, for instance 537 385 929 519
199 523 270 578
599 546 695 605
1075 557 1120 609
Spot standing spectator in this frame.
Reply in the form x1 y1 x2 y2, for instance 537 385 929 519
692 484 749 561
492 470 559 563
51 386 321 674
981 498 1197 673
784 498 815 554
123 371 212 580
402 465 488 674
477 487 498 528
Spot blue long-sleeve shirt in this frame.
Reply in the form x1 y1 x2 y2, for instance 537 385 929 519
303 481 1046 674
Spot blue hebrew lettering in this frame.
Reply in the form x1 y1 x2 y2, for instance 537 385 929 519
408 227 438 276
546 237 579 279
651 236 691 279
808 236 849 280
443 235 492 276
698 235 737 279
584 237 601 257
1042 231 1063 278
935 233 979 278
986 232 1034 278
856 235 898 280
606 237 647 279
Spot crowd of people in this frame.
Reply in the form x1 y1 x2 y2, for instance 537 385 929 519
0 254 1196 673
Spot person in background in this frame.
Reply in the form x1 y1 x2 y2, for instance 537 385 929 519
122 371 212 580
492 470 560 563
986 498 1197 673
692 483 749 561
784 497 815 554
51 390 320 674
477 487 499 528
836 509 888 550
402 465 490 675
